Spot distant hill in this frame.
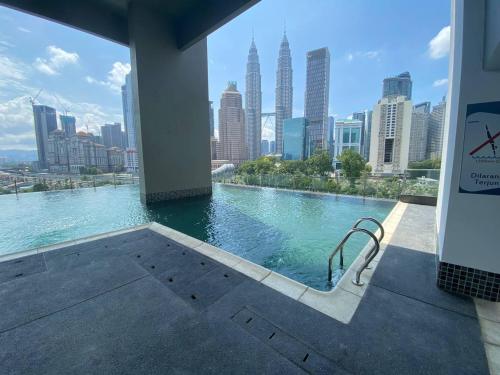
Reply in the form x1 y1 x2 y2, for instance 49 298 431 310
0 150 37 162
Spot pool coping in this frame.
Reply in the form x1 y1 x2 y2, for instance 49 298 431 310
0 201 406 324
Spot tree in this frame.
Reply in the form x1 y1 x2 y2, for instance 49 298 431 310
33 183 49 192
304 150 332 176
338 149 367 180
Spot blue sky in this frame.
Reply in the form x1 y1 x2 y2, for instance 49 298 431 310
0 0 450 149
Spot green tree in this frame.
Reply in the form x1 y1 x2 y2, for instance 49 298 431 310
33 183 49 192
408 158 441 169
338 149 367 180
304 151 332 176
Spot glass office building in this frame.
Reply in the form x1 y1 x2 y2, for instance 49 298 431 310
283 118 308 160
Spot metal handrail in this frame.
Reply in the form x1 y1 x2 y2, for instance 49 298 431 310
352 230 380 286
353 217 384 267
327 228 377 283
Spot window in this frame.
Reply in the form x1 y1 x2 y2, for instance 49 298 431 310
343 128 350 143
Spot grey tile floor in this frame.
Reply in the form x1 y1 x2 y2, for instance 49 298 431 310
0 204 489 374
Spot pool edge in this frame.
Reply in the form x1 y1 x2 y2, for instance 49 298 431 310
149 201 407 324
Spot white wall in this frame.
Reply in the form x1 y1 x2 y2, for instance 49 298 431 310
437 0 500 273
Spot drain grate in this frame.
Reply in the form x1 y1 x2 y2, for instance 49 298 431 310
232 307 341 373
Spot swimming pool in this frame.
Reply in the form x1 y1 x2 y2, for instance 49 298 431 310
0 184 395 290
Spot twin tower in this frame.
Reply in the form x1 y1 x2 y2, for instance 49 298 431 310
245 33 293 160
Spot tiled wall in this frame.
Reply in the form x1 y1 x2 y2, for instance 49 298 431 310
437 261 500 302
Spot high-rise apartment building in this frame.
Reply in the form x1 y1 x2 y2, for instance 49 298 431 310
60 115 76 137
245 39 261 160
283 118 308 160
369 96 412 174
101 123 123 149
304 47 330 155
427 97 447 160
33 104 58 169
382 71 412 100
219 82 247 165
409 102 431 162
275 32 293 155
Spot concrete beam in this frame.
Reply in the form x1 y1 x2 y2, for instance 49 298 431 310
0 0 128 46
174 0 260 50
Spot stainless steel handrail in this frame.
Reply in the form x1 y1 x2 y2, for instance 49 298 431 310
352 230 380 286
327 217 384 286
353 217 384 268
327 228 377 283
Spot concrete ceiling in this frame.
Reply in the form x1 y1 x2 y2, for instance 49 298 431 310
0 0 259 50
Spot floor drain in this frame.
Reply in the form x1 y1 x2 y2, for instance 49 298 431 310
15 273 23 277
182 252 186 255
191 294 197 300
223 274 229 278
200 262 205 266
104 245 108 248
246 317 253 324
168 277 173 282
136 254 141 258
268 332 275 340
150 265 155 269
302 353 309 363
167 244 171 247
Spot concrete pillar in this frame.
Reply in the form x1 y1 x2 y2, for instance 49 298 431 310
436 0 500 301
128 2 212 204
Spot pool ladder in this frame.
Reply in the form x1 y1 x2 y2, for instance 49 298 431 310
327 217 384 286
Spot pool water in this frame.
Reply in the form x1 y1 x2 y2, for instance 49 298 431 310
0 184 395 290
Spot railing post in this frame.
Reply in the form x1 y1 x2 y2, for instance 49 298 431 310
14 177 18 197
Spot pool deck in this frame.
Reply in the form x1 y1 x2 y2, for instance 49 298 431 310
0 202 497 374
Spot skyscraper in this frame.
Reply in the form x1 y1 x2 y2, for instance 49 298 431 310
245 38 262 160
353 110 373 160
382 71 413 100
409 102 431 162
33 105 58 169
275 32 293 155
209 101 214 137
304 47 330 155
101 123 123 149
261 139 269 155
121 73 136 149
369 96 412 174
283 118 308 160
60 114 76 136
427 97 447 160
219 82 247 165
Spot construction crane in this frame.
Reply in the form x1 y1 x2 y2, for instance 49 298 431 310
28 88 43 107
53 93 71 117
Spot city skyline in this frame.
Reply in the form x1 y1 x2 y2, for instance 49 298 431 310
0 1 450 150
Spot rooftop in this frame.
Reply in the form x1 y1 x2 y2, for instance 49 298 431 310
0 202 496 374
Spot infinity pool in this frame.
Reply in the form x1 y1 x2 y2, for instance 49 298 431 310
0 184 395 290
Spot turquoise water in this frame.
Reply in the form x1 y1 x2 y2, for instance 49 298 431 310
0 184 395 290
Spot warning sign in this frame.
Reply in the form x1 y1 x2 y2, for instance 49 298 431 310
459 101 500 195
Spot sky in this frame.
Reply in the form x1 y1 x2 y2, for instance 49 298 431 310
0 0 450 150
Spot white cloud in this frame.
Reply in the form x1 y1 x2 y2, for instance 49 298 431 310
17 27 31 33
0 56 27 81
433 78 448 87
33 45 79 75
428 26 450 59
346 50 381 62
85 61 131 93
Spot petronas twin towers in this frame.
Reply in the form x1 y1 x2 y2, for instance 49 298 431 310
244 32 293 160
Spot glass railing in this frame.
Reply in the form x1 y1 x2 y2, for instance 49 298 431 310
213 170 440 201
